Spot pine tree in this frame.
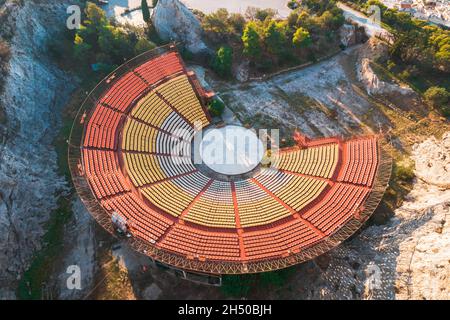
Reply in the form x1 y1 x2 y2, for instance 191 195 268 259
242 22 262 59
212 46 233 78
264 20 286 55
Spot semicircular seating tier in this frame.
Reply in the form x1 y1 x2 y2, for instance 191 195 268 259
80 50 383 269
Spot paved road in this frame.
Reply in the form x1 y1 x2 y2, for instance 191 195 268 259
337 2 393 40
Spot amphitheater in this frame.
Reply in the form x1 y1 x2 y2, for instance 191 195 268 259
68 46 392 279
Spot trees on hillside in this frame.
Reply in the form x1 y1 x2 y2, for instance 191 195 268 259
201 9 248 44
317 9 345 31
363 1 450 75
245 7 277 21
303 0 339 15
73 33 92 62
97 25 134 62
431 32 450 72
135 38 156 54
237 1 344 67
295 10 317 31
436 44 450 72
202 8 231 42
342 0 450 119
72 3 154 69
254 8 278 22
228 13 246 34
198 2 345 72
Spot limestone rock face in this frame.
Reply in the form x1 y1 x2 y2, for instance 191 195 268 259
151 0 210 55
0 0 78 298
142 283 162 300
355 38 425 113
412 132 450 188
357 58 414 96
56 199 96 300
339 24 356 47
356 39 412 96
356 38 414 96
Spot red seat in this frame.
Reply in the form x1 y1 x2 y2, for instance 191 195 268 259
134 52 183 86
338 138 378 187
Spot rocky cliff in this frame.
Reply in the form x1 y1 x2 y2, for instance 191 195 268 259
55 198 96 300
0 0 79 298
356 38 425 113
357 39 413 96
152 0 210 55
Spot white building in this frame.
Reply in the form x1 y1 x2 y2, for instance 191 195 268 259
381 0 450 27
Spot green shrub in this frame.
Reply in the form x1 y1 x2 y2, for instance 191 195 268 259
221 268 294 298
287 1 300 10
211 46 233 78
179 47 194 61
393 160 415 183
134 38 156 55
259 268 294 288
399 69 411 80
257 58 274 72
202 8 231 41
387 60 396 71
278 49 298 65
293 27 312 48
442 105 450 118
146 21 163 44
221 275 255 298
424 86 450 110
208 98 225 117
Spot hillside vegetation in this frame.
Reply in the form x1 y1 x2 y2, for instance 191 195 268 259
343 0 450 116
194 0 359 77
50 2 156 75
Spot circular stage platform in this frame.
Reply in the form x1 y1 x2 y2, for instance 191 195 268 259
199 126 264 175
69 47 392 274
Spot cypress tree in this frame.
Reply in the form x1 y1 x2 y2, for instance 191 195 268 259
141 0 150 23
